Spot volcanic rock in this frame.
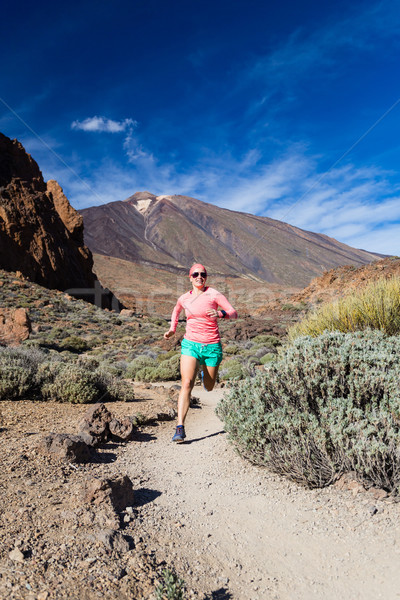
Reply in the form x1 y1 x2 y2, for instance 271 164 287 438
84 475 135 513
78 403 113 446
0 133 122 310
38 433 92 463
0 307 31 344
109 417 135 441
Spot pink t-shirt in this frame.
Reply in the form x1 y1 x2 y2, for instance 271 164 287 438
169 287 238 344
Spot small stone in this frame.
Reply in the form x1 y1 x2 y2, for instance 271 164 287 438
370 487 388 501
37 592 49 600
368 505 378 516
9 548 25 563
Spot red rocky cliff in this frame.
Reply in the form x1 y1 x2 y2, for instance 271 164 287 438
0 133 121 308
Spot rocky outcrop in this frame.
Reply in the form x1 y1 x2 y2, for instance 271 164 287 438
291 256 400 306
47 179 85 240
0 133 122 309
0 307 31 344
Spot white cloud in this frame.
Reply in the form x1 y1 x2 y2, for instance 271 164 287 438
71 116 136 133
123 130 155 165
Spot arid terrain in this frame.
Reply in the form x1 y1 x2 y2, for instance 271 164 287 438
1 382 400 600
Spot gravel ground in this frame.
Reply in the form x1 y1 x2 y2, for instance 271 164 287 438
1 382 400 600
0 384 183 600
124 385 400 600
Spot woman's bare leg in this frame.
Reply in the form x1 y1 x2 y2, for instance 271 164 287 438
177 355 199 425
202 365 219 391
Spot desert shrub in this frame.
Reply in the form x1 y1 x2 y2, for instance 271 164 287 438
156 350 179 362
135 354 180 382
126 355 158 378
289 277 400 340
216 330 400 492
154 354 180 380
219 358 247 381
58 335 90 353
97 359 128 377
148 316 167 327
155 568 186 600
0 347 48 400
93 368 134 402
281 303 299 311
251 334 281 347
260 353 276 364
36 358 65 387
252 346 274 359
41 363 100 404
224 344 239 355
76 355 101 371
134 366 156 382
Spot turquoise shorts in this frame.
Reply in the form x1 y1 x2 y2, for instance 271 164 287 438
181 339 223 367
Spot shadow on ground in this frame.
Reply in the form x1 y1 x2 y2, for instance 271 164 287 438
205 588 233 599
183 430 226 444
134 487 162 507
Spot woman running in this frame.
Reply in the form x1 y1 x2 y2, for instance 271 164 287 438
164 263 238 442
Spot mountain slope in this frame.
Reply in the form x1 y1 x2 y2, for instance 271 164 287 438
80 192 381 287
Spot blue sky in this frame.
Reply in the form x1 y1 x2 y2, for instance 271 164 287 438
2 0 400 255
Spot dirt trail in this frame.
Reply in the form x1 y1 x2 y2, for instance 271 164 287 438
123 386 400 600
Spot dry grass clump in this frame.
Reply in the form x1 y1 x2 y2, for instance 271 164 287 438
288 277 400 340
217 330 400 493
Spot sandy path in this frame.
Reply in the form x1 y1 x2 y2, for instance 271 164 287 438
124 386 400 600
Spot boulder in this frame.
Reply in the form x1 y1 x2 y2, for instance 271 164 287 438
38 433 92 463
120 309 135 317
78 403 113 446
0 307 31 344
84 475 135 515
109 417 135 441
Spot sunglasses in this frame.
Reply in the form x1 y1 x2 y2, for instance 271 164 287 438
191 271 207 278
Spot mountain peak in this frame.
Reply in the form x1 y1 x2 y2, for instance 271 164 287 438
80 191 382 288
124 191 159 215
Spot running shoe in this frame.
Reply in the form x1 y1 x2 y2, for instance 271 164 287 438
172 425 186 442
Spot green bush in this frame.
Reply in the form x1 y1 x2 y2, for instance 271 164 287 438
251 334 281 347
58 335 90 353
156 350 179 362
135 354 180 382
41 363 100 404
126 355 157 378
289 276 400 340
155 354 180 380
0 347 46 399
224 344 239 355
260 353 276 365
219 358 247 381
134 366 157 382
216 330 400 492
93 368 134 402
155 568 186 600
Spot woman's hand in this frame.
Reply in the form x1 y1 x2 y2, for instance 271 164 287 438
164 330 175 339
207 309 218 319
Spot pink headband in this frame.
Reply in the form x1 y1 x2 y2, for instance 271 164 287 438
189 263 207 277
